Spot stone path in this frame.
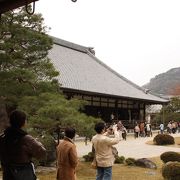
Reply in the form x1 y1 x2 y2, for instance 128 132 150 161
76 134 180 158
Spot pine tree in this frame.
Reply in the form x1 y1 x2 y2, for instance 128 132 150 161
0 6 100 139
0 6 59 110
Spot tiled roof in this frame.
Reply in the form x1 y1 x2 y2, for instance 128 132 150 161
48 37 168 104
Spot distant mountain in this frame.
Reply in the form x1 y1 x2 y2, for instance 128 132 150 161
143 67 180 95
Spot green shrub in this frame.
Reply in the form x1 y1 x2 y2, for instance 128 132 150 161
125 158 136 166
83 155 90 162
153 134 175 145
83 152 94 162
160 151 180 163
114 156 125 164
87 152 94 161
162 161 180 180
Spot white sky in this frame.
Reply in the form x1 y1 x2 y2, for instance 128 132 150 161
36 0 180 86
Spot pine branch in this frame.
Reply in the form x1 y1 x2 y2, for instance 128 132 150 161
17 77 37 91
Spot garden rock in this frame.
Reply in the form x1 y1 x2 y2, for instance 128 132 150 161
135 158 157 169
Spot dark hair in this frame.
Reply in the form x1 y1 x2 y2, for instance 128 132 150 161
65 127 76 139
94 122 105 134
9 110 26 128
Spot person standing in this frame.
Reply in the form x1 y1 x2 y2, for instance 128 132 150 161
56 127 78 180
92 122 120 180
117 121 123 140
134 124 140 138
171 121 177 134
159 123 164 134
0 110 46 180
145 123 151 137
121 126 127 140
139 121 145 137
167 121 172 134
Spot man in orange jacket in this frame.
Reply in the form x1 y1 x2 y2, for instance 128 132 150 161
56 127 78 180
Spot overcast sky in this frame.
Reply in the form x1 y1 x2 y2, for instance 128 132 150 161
36 0 180 86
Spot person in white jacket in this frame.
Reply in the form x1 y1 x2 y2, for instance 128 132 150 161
92 122 120 180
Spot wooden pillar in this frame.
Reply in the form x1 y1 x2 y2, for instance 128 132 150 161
128 109 131 122
115 100 118 120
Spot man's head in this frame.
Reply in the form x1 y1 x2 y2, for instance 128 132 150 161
94 122 105 134
65 127 76 139
9 110 26 129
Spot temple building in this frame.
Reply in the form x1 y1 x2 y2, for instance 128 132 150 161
48 37 168 128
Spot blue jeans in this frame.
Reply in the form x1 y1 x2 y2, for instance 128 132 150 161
96 166 112 180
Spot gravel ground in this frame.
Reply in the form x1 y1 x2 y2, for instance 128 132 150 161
76 133 180 158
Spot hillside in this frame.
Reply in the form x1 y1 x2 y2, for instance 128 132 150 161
143 67 180 95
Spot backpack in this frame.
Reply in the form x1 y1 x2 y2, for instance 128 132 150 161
0 133 36 180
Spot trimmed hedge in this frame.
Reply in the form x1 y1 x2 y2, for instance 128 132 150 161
160 151 180 163
153 134 175 145
83 152 94 162
162 161 180 180
114 156 125 164
125 158 136 166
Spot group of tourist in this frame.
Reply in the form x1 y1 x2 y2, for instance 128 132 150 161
0 110 121 180
114 121 127 140
107 120 154 140
134 121 152 138
1 110 179 180
104 121 127 141
0 110 78 180
166 120 180 134
159 121 180 134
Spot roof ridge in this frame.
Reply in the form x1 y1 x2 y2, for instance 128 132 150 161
51 36 90 53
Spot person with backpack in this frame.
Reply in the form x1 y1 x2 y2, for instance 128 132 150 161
0 110 46 180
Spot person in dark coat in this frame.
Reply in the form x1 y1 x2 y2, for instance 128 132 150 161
0 110 46 180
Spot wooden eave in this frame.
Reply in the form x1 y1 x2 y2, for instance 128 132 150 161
61 87 169 105
0 0 38 14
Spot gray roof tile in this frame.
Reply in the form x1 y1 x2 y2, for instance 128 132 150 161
48 37 168 104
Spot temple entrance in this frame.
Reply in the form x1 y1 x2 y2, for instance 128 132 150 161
84 105 140 128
